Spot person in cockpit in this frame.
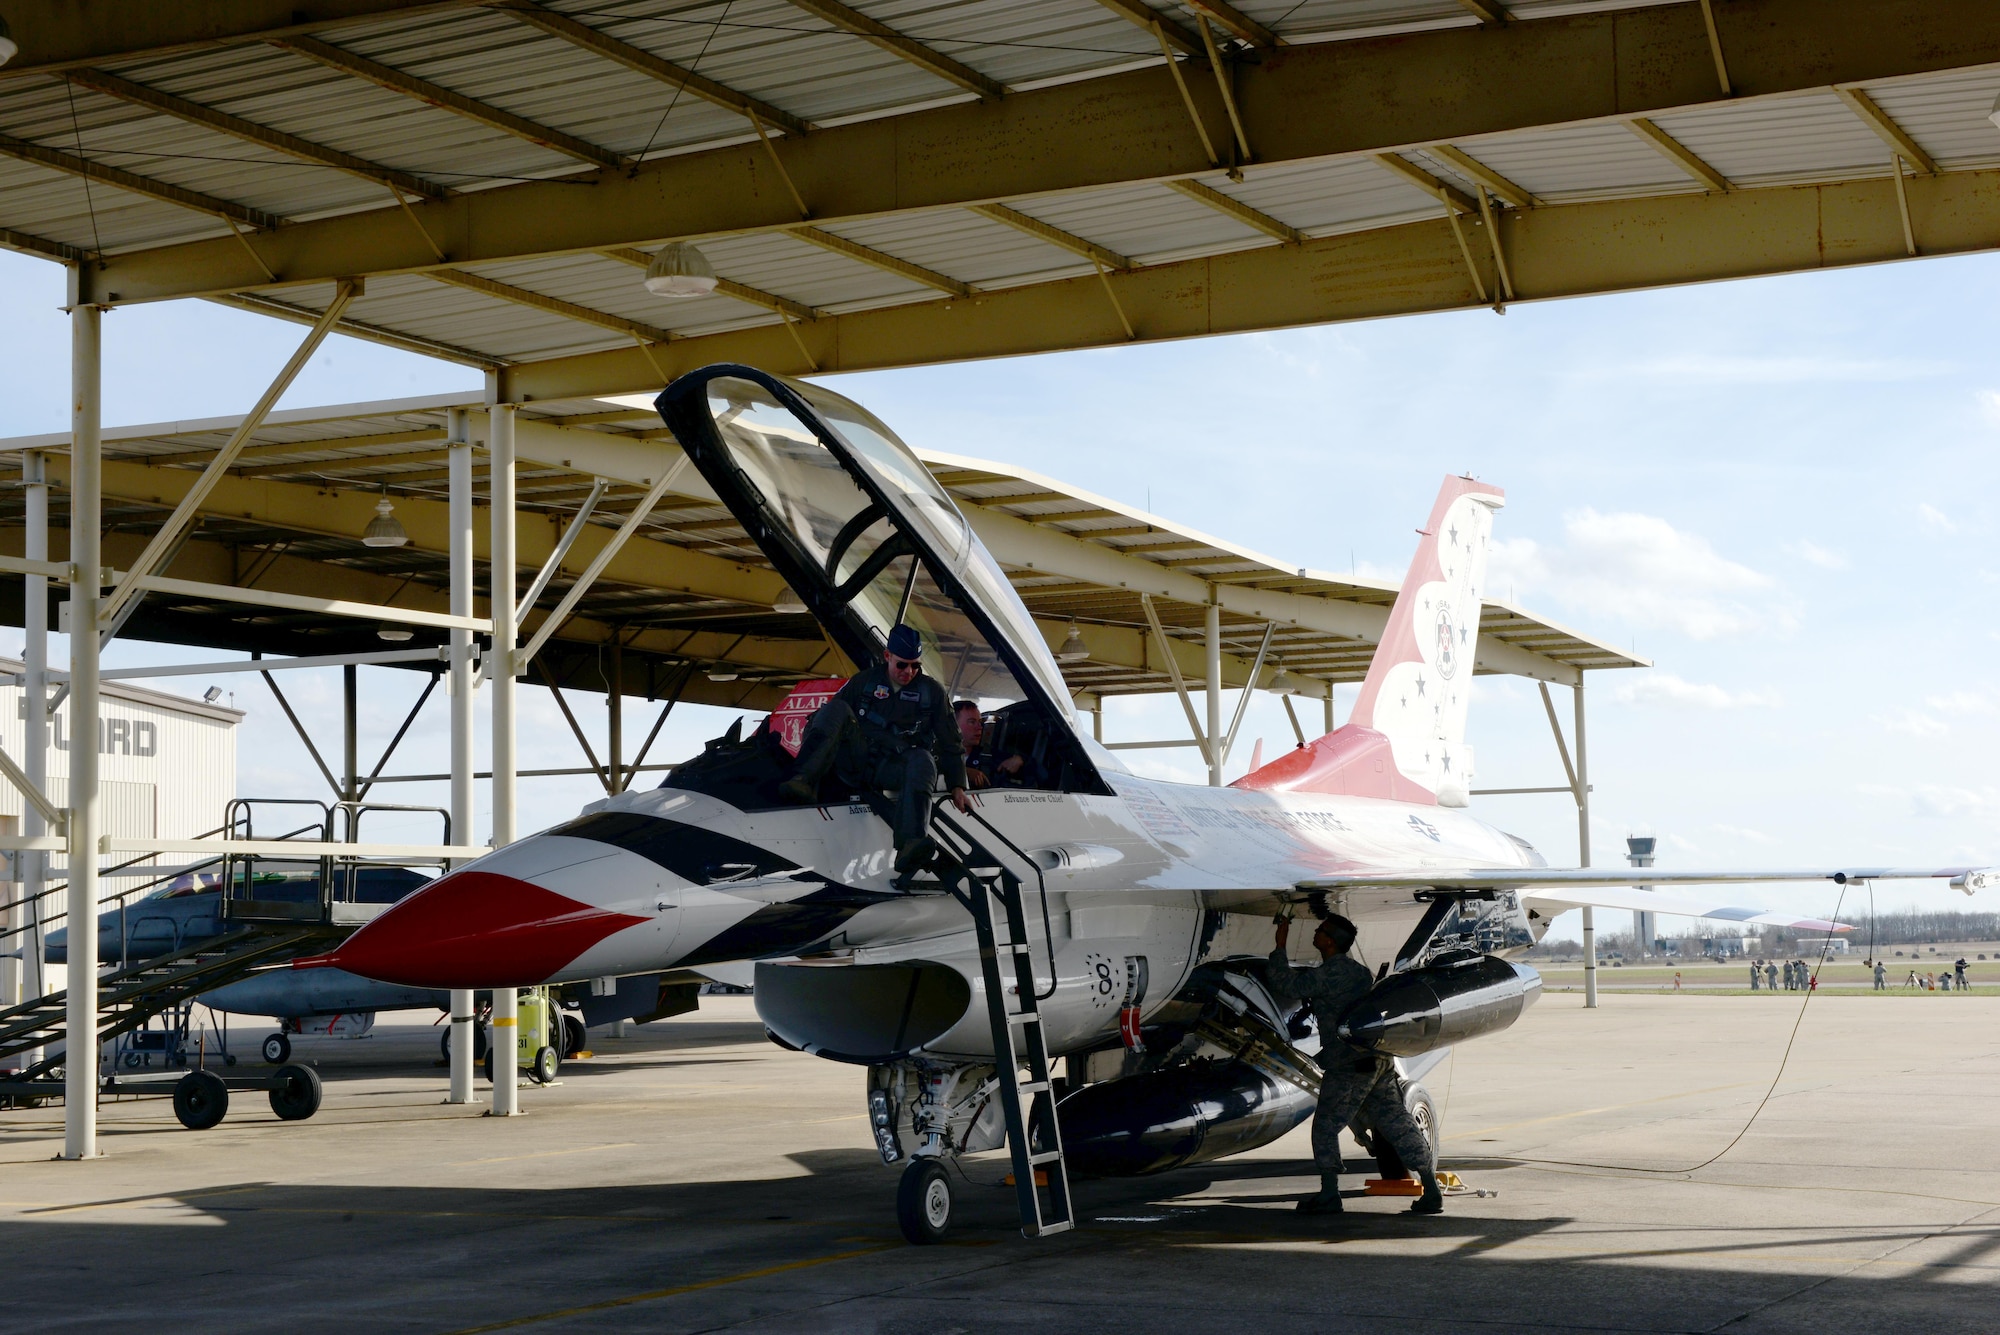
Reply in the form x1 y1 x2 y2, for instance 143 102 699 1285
780 623 972 874
955 700 1028 790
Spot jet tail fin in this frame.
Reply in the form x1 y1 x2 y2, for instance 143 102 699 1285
1236 475 1503 805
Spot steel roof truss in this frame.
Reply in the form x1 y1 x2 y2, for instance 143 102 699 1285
785 0 1005 100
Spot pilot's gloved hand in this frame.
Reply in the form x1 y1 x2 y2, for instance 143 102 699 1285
951 787 972 814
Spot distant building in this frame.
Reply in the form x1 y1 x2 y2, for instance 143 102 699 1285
0 660 241 1002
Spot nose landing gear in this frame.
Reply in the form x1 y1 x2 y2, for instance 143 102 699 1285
896 1158 953 1245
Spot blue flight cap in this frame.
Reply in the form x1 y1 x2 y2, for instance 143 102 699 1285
886 623 922 660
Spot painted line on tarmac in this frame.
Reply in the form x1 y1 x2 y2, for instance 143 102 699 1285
1444 1081 1758 1140
447 1141 637 1166
438 1245 899 1333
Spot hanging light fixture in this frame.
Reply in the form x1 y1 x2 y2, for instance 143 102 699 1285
644 241 719 298
773 587 807 615
0 17 17 68
1269 658 1292 694
1056 623 1089 663
377 624 414 642
362 494 408 548
707 667 739 682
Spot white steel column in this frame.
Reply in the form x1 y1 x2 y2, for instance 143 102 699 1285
1576 680 1596 1010
488 399 521 1116
19 451 48 1022
64 276 102 1159
1203 596 1222 786
1323 691 1335 736
446 409 478 1105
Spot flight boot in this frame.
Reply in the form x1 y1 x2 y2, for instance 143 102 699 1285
1295 1173 1343 1215
1408 1173 1444 1216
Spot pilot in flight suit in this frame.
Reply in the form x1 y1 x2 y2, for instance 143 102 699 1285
781 623 970 874
1262 913 1444 1216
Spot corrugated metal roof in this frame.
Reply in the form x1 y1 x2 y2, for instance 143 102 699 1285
1 0 1991 388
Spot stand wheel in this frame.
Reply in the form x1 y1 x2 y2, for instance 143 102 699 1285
896 1158 952 1245
530 1045 559 1085
172 1070 229 1130
262 1032 291 1065
121 1051 143 1070
561 1014 587 1059
224 1055 237 1068
268 1064 322 1121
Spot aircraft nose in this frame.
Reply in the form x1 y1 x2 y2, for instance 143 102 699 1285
316 864 650 989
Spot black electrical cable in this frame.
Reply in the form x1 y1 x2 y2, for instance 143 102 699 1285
1500 882 1850 1177
634 0 732 168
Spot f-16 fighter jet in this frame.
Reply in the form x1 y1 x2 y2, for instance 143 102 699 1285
318 366 1990 1242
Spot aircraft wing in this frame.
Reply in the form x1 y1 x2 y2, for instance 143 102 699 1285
1289 866 1995 934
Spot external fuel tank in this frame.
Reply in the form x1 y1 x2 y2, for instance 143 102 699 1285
1337 952 1542 1057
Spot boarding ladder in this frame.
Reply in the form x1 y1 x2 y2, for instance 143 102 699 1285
924 804 1075 1238
0 923 337 1092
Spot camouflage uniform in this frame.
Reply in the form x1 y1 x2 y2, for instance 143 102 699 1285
790 662 966 856
1263 947 1439 1201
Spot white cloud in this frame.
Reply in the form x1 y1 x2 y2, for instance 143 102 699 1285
1712 822 1779 846
1909 785 2000 821
1578 353 1953 385
1873 708 1949 737
1784 539 1848 571
1918 503 1957 534
1492 509 1786 641
1925 691 1996 716
1979 389 2000 427
1612 672 1781 709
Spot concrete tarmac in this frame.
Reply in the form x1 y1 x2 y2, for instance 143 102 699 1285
3 992 1996 1333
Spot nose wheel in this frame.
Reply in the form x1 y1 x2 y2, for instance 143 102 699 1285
896 1158 953 1245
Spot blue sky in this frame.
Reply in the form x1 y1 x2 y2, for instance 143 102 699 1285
2 244 1995 931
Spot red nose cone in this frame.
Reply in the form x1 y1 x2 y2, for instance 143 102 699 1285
325 870 649 988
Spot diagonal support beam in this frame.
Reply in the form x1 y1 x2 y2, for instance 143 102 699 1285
598 247 821 321
531 658 612 793
970 204 1132 270
99 280 361 628
517 477 608 617
0 132 282 229
1427 144 1538 209
272 34 625 171
1186 0 1281 48
786 0 1005 100
1835 86 1938 176
65 67 449 201
1625 116 1733 193
0 743 66 834
1457 0 1507 23
511 457 692 676
501 1 813 138
1092 0 1204 57
429 268 673 343
787 226 973 296
1371 152 1480 215
1140 593 1211 767
1165 178 1300 243
1219 621 1276 768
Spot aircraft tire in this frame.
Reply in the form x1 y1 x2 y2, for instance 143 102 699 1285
172 1070 229 1131
441 1023 491 1062
561 1014 587 1059
268 1064 323 1121
530 1045 559 1085
896 1159 952 1245
1407 1083 1439 1159
262 1032 291 1065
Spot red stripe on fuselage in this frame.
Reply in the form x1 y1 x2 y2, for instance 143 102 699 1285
324 869 649 988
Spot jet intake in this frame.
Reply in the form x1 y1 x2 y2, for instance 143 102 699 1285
755 961 970 1064
1337 953 1541 1057
1055 1059 1316 1177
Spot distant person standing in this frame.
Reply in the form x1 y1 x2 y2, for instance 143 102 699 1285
1765 961 1778 992
1955 958 1969 990
1873 960 1887 991
1750 960 1761 991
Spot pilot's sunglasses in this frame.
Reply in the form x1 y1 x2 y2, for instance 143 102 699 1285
887 655 920 674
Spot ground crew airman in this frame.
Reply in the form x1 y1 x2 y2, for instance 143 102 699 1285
1261 913 1443 1216
781 623 970 874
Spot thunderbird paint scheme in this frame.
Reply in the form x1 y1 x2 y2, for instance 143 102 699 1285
323 366 1989 1241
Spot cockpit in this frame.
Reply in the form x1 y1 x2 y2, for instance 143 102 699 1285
651 366 1106 809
